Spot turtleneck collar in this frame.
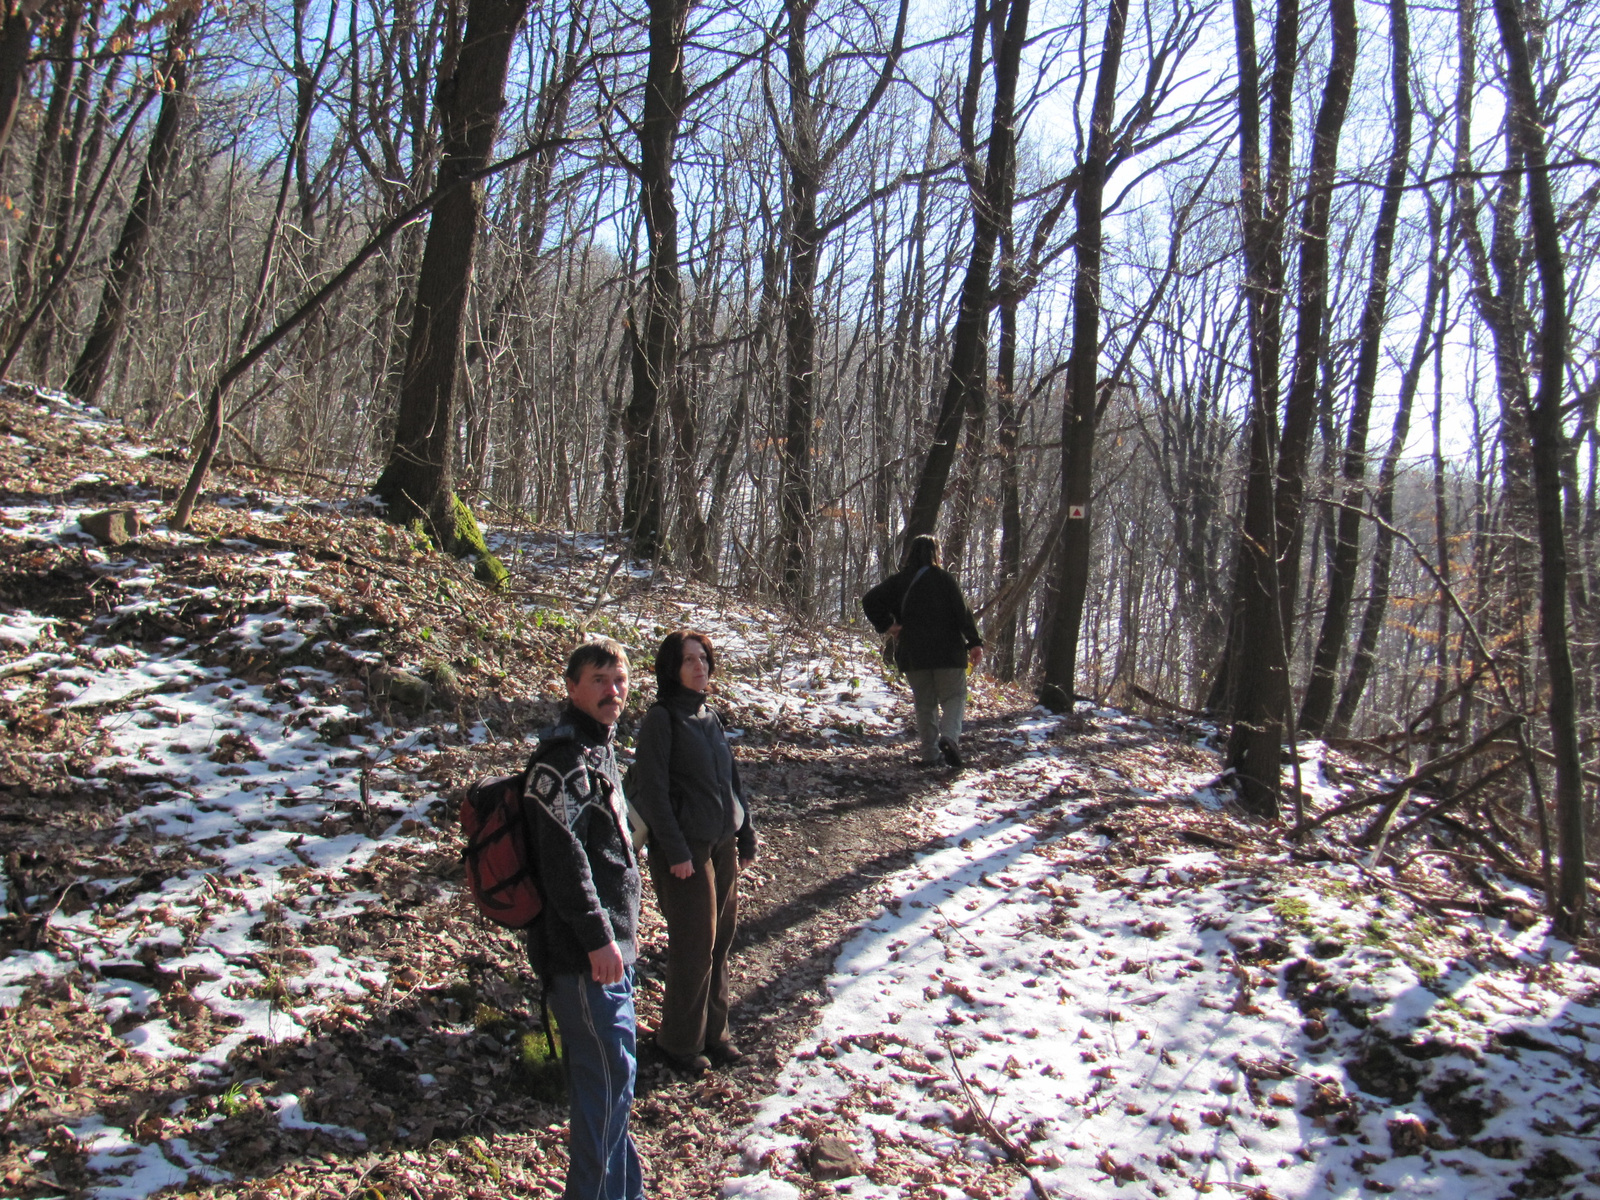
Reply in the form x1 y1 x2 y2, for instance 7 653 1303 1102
561 703 615 745
661 683 707 714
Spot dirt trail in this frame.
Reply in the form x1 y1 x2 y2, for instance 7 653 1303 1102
632 706 1039 1197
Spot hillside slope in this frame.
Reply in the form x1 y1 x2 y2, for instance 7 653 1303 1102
2 385 1599 1200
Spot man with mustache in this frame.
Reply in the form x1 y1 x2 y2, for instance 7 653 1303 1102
524 638 643 1200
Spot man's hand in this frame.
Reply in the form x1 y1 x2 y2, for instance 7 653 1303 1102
588 941 625 984
670 860 695 879
887 623 902 638
968 645 983 668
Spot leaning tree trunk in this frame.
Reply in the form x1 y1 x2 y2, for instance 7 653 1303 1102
66 9 197 404
1300 0 1409 735
903 0 1027 543
1492 0 1586 937
372 0 532 536
1039 0 1127 691
622 0 693 559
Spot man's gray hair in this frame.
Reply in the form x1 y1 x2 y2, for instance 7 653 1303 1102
565 637 629 681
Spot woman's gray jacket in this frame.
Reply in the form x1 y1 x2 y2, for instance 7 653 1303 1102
628 686 755 867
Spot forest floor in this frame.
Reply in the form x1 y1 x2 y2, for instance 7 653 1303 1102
4 382 1600 1200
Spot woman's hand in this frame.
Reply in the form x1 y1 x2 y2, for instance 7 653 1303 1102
670 860 695 879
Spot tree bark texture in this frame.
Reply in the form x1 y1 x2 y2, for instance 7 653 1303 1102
1209 0 1298 719
373 0 531 534
1271 0 1355 645
777 0 821 607
1220 0 1296 817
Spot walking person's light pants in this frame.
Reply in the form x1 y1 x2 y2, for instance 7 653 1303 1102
903 667 967 762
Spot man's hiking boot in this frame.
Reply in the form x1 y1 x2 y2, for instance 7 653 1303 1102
937 736 963 770
706 1041 744 1066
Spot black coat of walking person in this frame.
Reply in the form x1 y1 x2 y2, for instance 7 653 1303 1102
862 535 983 767
627 629 756 1074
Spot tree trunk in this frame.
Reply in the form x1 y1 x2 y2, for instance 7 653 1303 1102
1272 0 1356 645
1039 0 1127 690
777 0 821 607
0 0 46 164
623 0 693 559
1209 0 1298 719
903 0 1027 543
1330 203 1445 736
774 0 906 607
372 0 531 535
6 1 79 345
1220 0 1297 817
1299 0 1408 735
1491 0 1586 937
992 221 1022 680
66 10 197 404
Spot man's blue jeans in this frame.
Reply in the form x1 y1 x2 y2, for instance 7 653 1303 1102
545 969 643 1200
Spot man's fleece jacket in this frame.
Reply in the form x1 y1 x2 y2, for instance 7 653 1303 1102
521 705 641 978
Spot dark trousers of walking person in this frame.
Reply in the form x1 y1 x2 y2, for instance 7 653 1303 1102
544 970 643 1200
649 835 738 1058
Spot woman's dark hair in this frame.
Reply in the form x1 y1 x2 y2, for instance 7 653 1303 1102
654 629 716 694
903 534 940 571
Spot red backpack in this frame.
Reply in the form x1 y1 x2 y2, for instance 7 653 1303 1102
460 767 543 929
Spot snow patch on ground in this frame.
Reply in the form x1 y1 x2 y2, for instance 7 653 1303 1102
725 710 1600 1200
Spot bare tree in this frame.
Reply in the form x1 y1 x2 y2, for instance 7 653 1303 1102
1491 0 1586 936
769 0 908 608
1299 0 1409 735
903 0 1028 545
368 0 532 538
66 8 199 403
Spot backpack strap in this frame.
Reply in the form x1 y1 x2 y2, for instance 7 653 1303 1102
898 565 933 617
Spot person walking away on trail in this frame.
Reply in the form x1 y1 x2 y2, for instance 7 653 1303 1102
862 535 983 769
628 629 757 1076
523 638 643 1200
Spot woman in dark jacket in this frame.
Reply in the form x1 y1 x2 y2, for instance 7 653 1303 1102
629 629 756 1074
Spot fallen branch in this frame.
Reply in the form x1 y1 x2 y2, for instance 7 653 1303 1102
1130 684 1206 718
1386 758 1523 846
1289 716 1524 838
937 1030 1053 1200
0 653 63 679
